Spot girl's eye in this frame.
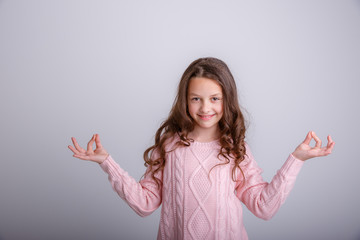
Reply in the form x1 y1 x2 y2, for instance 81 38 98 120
212 97 221 101
191 97 200 101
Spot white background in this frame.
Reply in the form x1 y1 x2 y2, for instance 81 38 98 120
1 0 359 239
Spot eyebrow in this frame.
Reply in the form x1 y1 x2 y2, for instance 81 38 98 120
188 93 222 97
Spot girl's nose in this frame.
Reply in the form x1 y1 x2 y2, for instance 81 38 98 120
200 100 210 113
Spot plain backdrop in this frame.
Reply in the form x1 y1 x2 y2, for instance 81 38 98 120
1 0 359 239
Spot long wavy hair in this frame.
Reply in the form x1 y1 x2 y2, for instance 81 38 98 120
143 57 247 187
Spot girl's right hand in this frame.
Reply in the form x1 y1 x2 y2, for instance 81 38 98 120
68 134 109 164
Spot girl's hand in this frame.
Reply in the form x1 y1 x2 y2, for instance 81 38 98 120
68 134 109 164
292 131 335 161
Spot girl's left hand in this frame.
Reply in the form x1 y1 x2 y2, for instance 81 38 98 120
292 131 335 161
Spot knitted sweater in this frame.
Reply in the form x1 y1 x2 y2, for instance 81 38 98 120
100 137 304 240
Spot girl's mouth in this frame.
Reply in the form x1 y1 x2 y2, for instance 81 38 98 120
198 114 215 120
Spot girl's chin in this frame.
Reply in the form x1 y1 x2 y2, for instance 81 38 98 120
194 122 219 130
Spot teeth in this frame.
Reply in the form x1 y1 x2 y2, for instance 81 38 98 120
199 114 214 119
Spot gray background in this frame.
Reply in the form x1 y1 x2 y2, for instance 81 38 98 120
1 0 359 239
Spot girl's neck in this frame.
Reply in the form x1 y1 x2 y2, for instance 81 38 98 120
188 126 220 143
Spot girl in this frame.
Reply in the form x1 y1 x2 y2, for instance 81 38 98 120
68 57 334 240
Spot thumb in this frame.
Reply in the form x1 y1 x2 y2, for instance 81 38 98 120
86 134 96 153
95 134 104 149
303 131 312 145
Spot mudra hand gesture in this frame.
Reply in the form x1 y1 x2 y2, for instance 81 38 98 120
292 131 335 161
68 131 334 163
68 134 108 164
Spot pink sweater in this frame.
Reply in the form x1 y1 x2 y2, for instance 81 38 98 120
100 137 304 240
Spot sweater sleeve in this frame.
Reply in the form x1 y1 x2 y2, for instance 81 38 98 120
235 144 304 220
99 155 162 217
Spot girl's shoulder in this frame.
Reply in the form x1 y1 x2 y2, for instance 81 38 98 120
162 133 182 153
240 141 255 166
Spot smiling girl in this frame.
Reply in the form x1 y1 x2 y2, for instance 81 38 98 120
68 57 334 240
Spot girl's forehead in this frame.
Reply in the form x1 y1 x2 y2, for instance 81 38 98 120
188 77 222 94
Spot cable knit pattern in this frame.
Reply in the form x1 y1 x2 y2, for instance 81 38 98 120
175 150 184 240
162 158 172 240
99 137 304 240
188 146 214 240
217 164 228 240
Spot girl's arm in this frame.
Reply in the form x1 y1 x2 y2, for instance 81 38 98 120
235 131 334 220
68 134 162 217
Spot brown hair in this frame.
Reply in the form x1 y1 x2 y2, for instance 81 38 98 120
143 57 246 186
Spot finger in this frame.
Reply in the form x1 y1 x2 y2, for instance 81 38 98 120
325 135 334 150
326 135 333 147
325 141 335 152
87 134 96 153
311 131 322 148
95 134 103 149
71 137 86 153
319 138 335 156
326 135 333 148
303 131 312 145
322 147 333 156
68 145 80 154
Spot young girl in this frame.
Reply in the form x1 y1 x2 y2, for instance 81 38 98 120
68 57 334 240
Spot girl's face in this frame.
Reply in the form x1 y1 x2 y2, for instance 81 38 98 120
187 77 223 137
